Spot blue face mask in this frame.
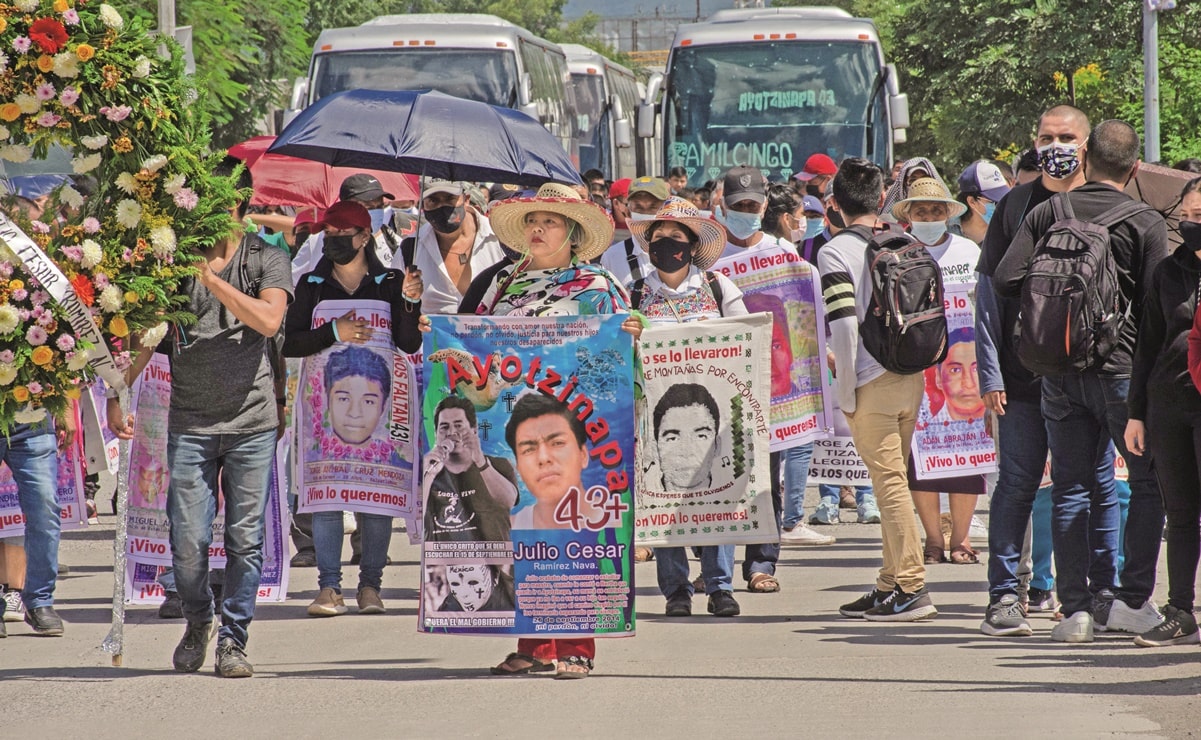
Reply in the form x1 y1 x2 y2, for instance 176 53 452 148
368 206 392 233
804 217 825 240
982 201 996 224
717 207 761 240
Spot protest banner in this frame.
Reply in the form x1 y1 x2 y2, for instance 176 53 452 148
419 314 636 637
634 314 776 547
808 405 872 486
296 300 418 531
0 429 85 537
712 243 830 450
123 354 289 604
911 282 997 480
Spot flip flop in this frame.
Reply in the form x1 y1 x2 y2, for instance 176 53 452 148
490 652 554 676
950 546 980 564
747 572 780 593
924 544 948 565
554 656 593 679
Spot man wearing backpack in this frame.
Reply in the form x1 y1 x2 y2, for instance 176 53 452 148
994 120 1169 643
818 158 938 622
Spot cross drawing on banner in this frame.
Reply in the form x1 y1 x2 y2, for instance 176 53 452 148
478 420 492 441
502 392 516 413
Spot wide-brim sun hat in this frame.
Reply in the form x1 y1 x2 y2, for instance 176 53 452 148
892 177 968 221
628 197 727 271
489 182 615 263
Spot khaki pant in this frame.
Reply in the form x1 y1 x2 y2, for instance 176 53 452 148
847 371 926 593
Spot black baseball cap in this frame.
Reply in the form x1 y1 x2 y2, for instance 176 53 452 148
339 173 393 202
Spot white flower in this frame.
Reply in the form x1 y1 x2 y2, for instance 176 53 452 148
140 322 168 349
67 348 91 371
80 239 103 269
115 199 142 229
13 404 46 425
80 134 108 150
72 153 101 174
141 154 168 173
0 52 9 75
15 94 39 114
0 125 9 142
0 362 16 386
0 145 31 163
59 184 84 209
52 52 79 79
114 172 137 194
149 225 176 258
99 4 124 29
14 0 37 12
132 56 151 78
163 173 186 195
98 285 124 313
0 305 18 335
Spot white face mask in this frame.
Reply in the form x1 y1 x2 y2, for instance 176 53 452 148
909 220 948 245
627 212 657 223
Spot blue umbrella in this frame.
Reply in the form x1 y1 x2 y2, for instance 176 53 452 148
268 89 582 187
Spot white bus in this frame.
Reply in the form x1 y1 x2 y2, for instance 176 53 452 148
287 14 577 161
639 7 909 185
562 44 644 181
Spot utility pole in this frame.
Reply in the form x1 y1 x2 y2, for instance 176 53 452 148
158 0 175 37
1143 0 1161 163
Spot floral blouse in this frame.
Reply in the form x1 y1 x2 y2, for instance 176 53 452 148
476 262 630 317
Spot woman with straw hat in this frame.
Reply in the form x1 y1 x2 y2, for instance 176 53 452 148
445 182 630 679
891 177 988 566
624 197 752 618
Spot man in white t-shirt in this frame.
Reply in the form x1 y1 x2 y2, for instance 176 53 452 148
599 176 668 288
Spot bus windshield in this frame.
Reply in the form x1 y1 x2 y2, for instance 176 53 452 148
311 49 520 108
570 73 608 175
664 40 883 185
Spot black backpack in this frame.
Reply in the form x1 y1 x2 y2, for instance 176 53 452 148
1015 194 1152 376
859 226 948 374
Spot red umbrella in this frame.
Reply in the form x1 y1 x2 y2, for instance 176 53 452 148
227 135 420 208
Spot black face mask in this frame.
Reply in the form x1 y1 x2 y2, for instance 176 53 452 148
1182 221 1201 251
424 204 466 234
648 236 694 273
323 233 359 265
805 182 824 198
826 207 846 230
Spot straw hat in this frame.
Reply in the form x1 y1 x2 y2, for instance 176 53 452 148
488 182 615 263
628 197 728 271
891 177 967 221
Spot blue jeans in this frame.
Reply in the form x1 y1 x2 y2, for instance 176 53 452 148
656 544 735 595
987 397 1049 601
743 451 782 580
818 484 873 505
167 430 276 648
1042 373 1163 615
2 421 60 609
312 511 392 591
1029 485 1055 592
782 443 813 529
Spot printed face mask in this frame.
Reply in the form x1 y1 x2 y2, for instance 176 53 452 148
909 220 948 245
1181 220 1201 251
716 208 761 240
1038 143 1082 180
322 233 359 265
648 236 694 273
424 204 466 234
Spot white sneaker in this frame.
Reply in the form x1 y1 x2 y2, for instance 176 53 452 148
969 514 988 540
342 511 357 534
1050 611 1094 643
1104 599 1166 634
780 523 835 546
3 588 26 622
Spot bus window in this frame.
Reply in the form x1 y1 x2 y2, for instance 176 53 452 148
570 73 607 175
312 49 520 108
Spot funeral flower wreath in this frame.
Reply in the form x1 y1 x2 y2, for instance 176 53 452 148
0 0 243 429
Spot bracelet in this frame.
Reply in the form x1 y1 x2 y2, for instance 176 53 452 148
276 399 287 406
331 320 341 342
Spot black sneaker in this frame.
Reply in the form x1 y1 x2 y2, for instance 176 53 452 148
1027 587 1057 613
158 591 183 619
1134 605 1199 647
863 586 938 622
839 588 893 618
173 620 216 673
289 550 317 567
665 587 692 617
1091 588 1115 630
215 637 254 678
707 590 741 617
24 606 65 636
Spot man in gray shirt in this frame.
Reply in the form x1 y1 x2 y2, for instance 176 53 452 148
109 162 293 678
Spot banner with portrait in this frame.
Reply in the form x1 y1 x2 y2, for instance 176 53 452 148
419 314 636 638
808 403 872 486
123 354 290 604
296 300 418 531
0 424 85 537
712 244 831 450
634 314 776 547
911 282 997 480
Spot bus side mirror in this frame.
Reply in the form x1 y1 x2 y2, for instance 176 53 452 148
288 77 308 110
637 72 664 139
888 93 910 131
518 73 539 119
611 95 632 149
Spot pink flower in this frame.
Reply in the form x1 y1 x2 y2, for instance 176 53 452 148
61 246 83 262
35 83 55 101
173 188 199 210
17 309 29 321
0 263 11 278
113 351 131 371
93 272 109 289
11 289 27 302
36 112 61 127
62 9 80 25
27 381 42 394
99 105 132 122
12 37 31 55
30 220 51 233
32 290 49 305
82 217 101 233
55 334 75 351
37 312 54 328
59 87 79 106
121 248 133 263
26 326 47 345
